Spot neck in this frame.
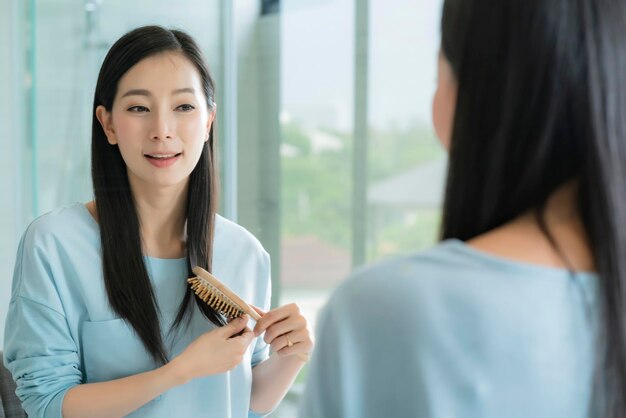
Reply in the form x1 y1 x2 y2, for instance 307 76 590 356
468 179 595 272
129 176 189 259
543 180 580 224
528 179 594 271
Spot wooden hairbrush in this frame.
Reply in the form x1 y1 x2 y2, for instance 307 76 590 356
188 266 262 321
188 266 310 362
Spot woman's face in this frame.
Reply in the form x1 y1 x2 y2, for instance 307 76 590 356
96 52 214 191
432 52 458 150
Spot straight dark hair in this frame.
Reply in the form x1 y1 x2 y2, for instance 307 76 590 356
91 25 225 365
440 0 626 415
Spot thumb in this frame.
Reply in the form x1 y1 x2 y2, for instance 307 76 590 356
222 315 248 337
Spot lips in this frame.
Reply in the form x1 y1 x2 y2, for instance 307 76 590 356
144 152 182 168
144 152 182 159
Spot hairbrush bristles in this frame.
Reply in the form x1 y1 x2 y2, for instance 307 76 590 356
189 267 263 321
188 276 245 318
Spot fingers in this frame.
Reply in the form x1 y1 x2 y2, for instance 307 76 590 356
231 329 255 347
250 302 313 363
253 303 300 336
221 315 249 338
277 344 311 361
262 315 306 345
272 329 313 353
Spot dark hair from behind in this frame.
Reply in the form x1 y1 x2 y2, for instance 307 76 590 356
91 25 224 365
440 0 626 414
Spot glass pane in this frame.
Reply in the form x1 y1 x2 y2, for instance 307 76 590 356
276 0 355 415
367 0 445 261
280 0 355 318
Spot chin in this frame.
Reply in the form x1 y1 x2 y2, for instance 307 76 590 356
141 173 190 189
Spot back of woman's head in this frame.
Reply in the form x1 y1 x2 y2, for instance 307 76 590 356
441 0 626 414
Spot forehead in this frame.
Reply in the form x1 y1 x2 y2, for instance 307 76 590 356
117 52 203 94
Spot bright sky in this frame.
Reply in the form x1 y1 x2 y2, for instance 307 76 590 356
281 0 443 131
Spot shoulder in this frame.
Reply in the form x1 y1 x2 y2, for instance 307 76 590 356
322 238 588 337
336 240 485 298
309 242 477 410
214 215 268 256
321 239 558 330
327 241 472 310
13 204 95 311
21 203 94 251
213 214 270 265
328 237 576 307
212 215 272 305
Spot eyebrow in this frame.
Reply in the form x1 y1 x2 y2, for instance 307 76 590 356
120 87 196 98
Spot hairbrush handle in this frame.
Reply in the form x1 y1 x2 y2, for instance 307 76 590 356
192 266 262 321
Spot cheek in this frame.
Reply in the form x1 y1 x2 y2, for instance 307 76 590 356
111 116 145 162
432 86 447 147
182 114 209 145
432 84 454 150
111 114 144 150
180 121 208 161
114 116 143 139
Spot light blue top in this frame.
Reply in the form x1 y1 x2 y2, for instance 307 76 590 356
3 203 272 418
300 240 598 418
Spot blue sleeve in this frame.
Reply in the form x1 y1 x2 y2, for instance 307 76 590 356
250 251 272 368
248 410 270 418
248 251 272 418
248 251 274 418
3 234 82 418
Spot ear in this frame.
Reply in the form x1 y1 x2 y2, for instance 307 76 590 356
96 105 117 145
205 105 217 143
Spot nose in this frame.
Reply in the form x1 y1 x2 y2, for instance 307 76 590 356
150 110 175 141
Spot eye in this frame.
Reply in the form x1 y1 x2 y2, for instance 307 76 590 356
176 104 195 112
127 105 149 113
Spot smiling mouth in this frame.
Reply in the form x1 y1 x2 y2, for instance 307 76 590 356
144 153 182 159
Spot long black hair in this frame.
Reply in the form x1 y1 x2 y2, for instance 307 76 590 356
91 26 225 365
440 0 626 414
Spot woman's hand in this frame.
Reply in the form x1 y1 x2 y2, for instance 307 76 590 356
171 315 255 383
252 303 313 361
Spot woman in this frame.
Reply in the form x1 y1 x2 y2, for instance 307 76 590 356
300 0 626 417
3 26 312 418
